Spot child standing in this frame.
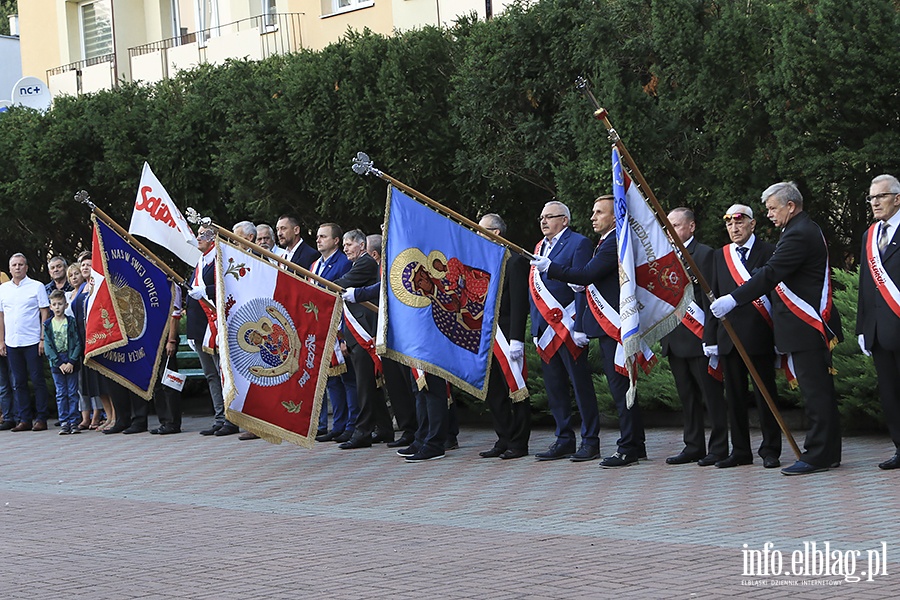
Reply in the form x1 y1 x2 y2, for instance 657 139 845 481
44 290 82 435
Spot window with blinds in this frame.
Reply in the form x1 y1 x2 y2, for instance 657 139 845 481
80 1 113 60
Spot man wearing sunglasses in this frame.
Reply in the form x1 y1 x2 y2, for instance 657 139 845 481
661 208 727 468
711 182 842 475
703 205 782 469
857 174 900 470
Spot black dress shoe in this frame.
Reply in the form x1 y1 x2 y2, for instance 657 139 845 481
666 451 702 465
878 454 900 470
499 449 528 460
697 453 723 467
122 425 147 435
569 444 601 462
316 430 341 442
371 430 395 444
316 428 327 437
0 420 16 431
535 442 576 461
479 447 506 458
102 424 128 434
339 433 373 449
214 423 240 436
333 430 353 443
387 434 415 448
200 423 223 436
763 456 781 469
715 454 753 468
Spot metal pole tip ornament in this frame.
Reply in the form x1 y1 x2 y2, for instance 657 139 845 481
184 207 211 227
74 190 95 208
351 152 382 177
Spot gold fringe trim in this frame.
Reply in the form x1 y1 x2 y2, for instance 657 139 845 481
509 387 529 403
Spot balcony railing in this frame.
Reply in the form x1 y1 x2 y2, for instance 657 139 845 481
47 53 116 97
129 13 304 84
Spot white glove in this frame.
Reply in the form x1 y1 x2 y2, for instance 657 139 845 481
188 286 205 300
702 344 718 358
509 340 525 361
572 331 589 348
568 283 585 293
342 288 356 303
710 294 737 318
858 334 871 357
530 255 551 273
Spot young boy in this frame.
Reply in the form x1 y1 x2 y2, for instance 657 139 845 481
44 290 82 435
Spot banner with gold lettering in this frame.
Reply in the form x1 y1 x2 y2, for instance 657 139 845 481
84 215 175 399
216 237 342 448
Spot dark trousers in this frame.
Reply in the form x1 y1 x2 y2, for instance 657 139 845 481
414 372 448 454
323 360 357 434
597 335 645 455
669 354 727 457
383 358 417 436
348 344 391 436
108 379 148 430
485 360 531 452
541 343 599 446
153 354 182 429
792 348 841 467
721 351 781 459
0 354 13 423
873 343 900 450
8 343 50 423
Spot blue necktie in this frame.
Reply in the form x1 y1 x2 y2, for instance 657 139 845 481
737 246 748 264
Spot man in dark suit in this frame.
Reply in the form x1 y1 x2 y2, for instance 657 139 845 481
532 196 646 467
712 182 842 475
528 201 599 461
334 230 392 449
704 204 782 469
661 208 727 467
276 214 319 270
478 213 531 460
857 174 900 470
310 223 356 442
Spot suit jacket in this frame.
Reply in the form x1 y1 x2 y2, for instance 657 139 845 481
732 211 842 352
857 223 900 351
288 240 320 271
498 253 529 343
185 259 215 342
704 240 776 355
661 238 714 358
334 253 380 346
546 234 616 340
529 228 593 338
313 251 352 283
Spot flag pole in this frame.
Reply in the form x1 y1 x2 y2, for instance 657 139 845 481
183 211 378 314
75 190 187 286
351 152 535 258
575 79 802 460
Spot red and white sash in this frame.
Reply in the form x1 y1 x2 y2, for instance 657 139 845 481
492 329 528 402
585 283 655 378
681 301 705 340
773 232 835 347
195 245 218 353
529 240 582 362
865 222 900 318
343 305 382 378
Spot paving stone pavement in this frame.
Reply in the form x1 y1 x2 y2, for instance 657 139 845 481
0 417 898 599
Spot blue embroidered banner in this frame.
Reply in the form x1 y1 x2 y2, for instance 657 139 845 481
378 187 508 399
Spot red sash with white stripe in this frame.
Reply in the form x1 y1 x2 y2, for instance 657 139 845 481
865 222 900 319
773 232 835 347
529 240 582 362
492 328 528 402
680 301 720 380
585 283 655 377
343 305 382 378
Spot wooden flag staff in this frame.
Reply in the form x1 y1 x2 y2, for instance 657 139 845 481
575 78 802 460
184 210 378 314
351 152 535 258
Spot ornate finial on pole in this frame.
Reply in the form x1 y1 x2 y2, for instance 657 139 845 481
74 189 95 209
351 152 383 177
185 207 211 227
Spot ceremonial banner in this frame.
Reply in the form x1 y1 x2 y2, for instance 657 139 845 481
84 216 175 399
378 186 507 400
216 237 342 447
129 162 202 266
614 148 693 406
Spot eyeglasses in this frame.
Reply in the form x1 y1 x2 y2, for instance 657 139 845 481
866 193 899 204
538 214 566 223
723 213 751 223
